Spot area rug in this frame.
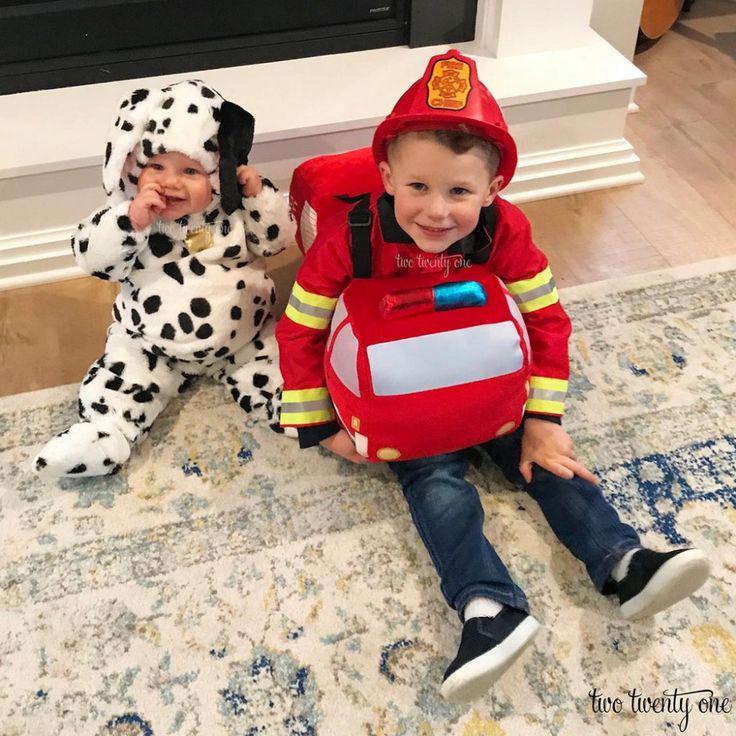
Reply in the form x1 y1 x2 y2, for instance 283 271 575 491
1 257 735 736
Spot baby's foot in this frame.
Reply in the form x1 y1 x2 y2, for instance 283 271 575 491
33 421 131 479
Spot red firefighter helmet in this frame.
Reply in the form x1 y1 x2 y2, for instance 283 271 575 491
372 49 517 189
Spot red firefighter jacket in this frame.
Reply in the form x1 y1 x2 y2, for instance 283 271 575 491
276 192 572 448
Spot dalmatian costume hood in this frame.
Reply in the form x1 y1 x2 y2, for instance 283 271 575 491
104 80 253 217
33 79 294 479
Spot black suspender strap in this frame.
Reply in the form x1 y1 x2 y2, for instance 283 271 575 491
343 196 495 276
472 201 497 263
346 194 373 279
483 201 498 236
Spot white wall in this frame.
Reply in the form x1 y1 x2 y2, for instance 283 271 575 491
590 0 644 60
476 0 595 56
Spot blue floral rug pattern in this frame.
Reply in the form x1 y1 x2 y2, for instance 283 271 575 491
1 258 735 735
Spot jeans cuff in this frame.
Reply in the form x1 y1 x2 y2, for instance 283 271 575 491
454 584 530 622
591 545 641 592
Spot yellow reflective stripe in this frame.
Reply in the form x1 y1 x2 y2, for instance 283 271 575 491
284 303 330 330
281 387 335 425
530 377 568 392
282 388 330 402
284 282 337 330
506 266 553 295
517 290 559 314
525 398 565 415
527 375 567 415
280 408 336 425
292 282 338 310
507 266 559 313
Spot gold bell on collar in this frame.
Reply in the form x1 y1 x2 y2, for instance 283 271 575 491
185 227 214 253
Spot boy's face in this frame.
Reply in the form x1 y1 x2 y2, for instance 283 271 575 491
137 151 213 220
378 134 503 254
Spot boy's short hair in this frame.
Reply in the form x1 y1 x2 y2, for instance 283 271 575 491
387 127 501 176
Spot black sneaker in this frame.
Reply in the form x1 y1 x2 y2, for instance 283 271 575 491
440 608 540 703
618 548 710 620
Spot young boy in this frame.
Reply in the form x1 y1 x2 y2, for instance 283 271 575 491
276 51 710 703
33 79 293 478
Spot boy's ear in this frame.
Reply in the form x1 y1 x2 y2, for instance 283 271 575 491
378 161 395 195
483 174 505 207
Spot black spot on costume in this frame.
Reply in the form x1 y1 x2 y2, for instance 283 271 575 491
32 79 294 480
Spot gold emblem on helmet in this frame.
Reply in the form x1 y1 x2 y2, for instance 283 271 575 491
426 57 472 111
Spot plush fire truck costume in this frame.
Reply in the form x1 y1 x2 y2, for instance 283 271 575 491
33 79 293 479
277 50 571 461
281 51 712 707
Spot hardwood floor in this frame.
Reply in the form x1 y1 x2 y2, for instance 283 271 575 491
521 0 736 286
0 278 119 397
1 0 735 397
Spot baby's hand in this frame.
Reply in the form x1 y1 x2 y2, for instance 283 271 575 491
236 165 263 198
520 418 597 484
129 182 166 230
320 429 367 464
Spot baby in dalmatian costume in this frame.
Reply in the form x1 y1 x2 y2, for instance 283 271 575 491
33 79 294 479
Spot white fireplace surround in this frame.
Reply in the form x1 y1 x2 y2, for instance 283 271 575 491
0 0 646 291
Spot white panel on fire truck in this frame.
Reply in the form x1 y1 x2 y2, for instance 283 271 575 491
354 432 368 457
300 201 318 251
368 322 523 396
505 293 530 357
327 295 348 353
331 323 361 396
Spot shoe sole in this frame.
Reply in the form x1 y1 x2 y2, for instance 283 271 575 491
620 549 711 620
439 615 541 704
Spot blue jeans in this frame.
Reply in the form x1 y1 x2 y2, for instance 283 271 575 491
388 429 641 619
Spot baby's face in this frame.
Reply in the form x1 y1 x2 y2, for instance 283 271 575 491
137 151 213 220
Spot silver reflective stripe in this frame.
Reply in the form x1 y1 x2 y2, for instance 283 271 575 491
512 278 557 303
287 293 334 321
529 388 566 402
281 398 333 412
367 322 523 396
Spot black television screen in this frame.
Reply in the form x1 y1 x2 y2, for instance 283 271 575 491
0 0 477 95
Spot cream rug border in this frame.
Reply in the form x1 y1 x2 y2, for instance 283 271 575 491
560 254 736 302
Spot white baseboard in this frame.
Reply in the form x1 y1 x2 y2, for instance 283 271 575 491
0 137 643 291
0 38 645 292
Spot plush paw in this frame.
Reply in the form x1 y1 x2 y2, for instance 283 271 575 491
32 422 131 479
268 421 298 439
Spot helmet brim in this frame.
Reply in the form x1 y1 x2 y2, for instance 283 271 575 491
372 116 517 190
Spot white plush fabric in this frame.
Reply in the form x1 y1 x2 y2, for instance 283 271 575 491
33 80 295 479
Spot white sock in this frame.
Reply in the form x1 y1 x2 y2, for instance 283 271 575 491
463 597 503 620
611 548 640 582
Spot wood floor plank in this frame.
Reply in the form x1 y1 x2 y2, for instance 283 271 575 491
0 278 118 397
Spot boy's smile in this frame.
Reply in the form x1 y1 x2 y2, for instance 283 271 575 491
378 133 503 254
138 151 213 219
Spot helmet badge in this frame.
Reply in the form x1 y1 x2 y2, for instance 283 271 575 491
426 56 472 111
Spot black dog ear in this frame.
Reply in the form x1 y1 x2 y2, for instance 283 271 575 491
217 101 255 214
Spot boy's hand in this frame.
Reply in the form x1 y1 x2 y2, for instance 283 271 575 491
320 429 367 464
129 182 166 230
236 165 263 198
520 418 598 484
